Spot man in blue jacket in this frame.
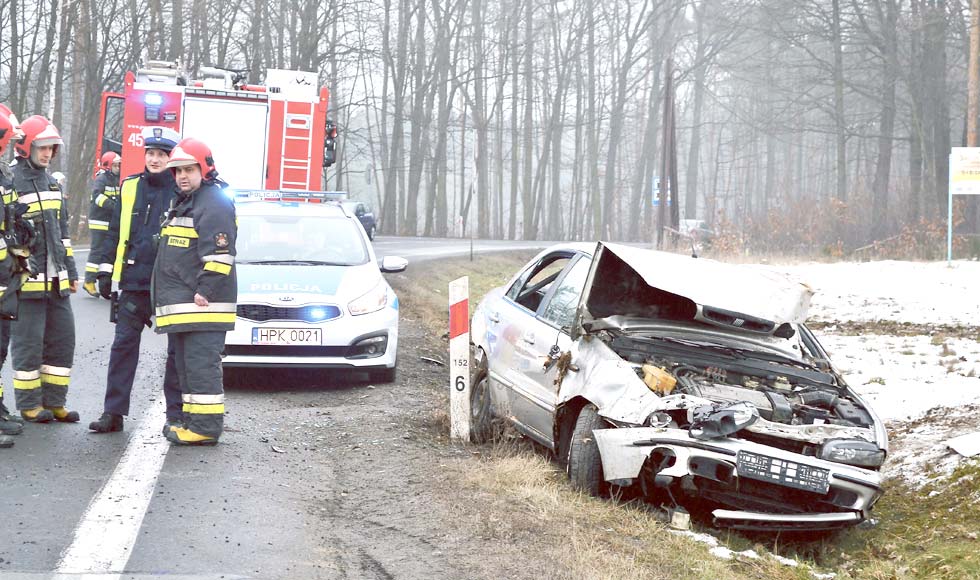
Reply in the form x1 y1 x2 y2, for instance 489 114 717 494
89 127 182 434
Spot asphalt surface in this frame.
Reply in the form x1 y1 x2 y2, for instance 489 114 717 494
0 237 549 579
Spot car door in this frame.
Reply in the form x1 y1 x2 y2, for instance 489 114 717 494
485 252 574 443
507 255 592 447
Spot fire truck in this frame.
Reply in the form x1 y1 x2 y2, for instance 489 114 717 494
94 60 337 189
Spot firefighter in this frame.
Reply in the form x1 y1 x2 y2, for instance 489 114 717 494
89 127 183 434
0 105 26 444
9 115 79 423
154 138 236 445
83 151 120 296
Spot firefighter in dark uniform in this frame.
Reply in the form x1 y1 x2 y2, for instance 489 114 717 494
83 151 120 297
89 126 183 434
154 138 236 445
0 105 27 445
9 115 79 423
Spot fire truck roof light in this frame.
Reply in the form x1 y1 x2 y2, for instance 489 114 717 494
144 92 164 106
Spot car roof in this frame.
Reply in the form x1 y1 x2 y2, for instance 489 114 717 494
235 200 351 218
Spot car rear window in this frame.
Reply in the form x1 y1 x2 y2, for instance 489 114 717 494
237 214 369 265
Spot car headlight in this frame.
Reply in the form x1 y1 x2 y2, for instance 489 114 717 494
818 439 885 468
348 282 387 316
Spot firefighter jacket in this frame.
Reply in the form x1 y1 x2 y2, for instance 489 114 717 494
11 157 77 299
88 170 120 231
153 181 237 333
95 170 175 291
0 165 30 318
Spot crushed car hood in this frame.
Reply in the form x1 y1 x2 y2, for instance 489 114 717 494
573 243 814 339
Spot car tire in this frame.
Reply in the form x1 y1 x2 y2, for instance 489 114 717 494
369 367 396 384
567 403 607 497
368 225 376 241
470 359 500 443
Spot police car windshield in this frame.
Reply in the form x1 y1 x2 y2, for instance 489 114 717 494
236 214 369 265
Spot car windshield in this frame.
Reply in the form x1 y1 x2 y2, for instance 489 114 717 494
236 214 369 265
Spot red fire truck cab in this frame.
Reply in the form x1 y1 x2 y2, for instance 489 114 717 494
94 60 336 190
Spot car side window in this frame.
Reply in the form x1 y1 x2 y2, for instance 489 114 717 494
506 254 571 313
540 257 590 330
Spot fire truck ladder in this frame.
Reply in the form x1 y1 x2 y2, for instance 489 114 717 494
280 102 315 190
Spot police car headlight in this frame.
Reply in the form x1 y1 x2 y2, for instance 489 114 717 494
818 439 885 468
348 282 387 316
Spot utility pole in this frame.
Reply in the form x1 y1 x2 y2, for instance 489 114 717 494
969 0 980 147
657 58 674 250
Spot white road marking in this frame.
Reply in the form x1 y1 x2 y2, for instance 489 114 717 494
54 397 168 576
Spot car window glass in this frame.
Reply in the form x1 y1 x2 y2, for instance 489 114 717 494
508 255 571 312
237 214 368 265
541 257 590 329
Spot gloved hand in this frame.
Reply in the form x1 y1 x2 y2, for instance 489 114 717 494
97 273 112 300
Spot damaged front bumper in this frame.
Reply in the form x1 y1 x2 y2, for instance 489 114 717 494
593 427 883 531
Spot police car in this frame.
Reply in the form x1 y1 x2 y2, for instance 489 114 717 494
223 191 406 382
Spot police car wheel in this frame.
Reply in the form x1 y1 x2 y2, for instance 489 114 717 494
369 367 396 384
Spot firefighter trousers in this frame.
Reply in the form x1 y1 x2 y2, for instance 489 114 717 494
85 229 107 284
11 293 75 410
0 319 9 405
172 331 226 438
103 291 182 421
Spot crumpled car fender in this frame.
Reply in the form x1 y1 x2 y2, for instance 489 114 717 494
556 336 713 426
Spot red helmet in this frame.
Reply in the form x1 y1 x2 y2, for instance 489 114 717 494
167 137 218 180
100 151 120 170
0 111 13 152
15 115 64 159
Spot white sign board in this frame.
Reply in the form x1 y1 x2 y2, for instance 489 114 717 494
448 277 470 442
950 147 980 196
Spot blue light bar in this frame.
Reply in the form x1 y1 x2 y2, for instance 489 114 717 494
144 92 164 106
231 189 349 203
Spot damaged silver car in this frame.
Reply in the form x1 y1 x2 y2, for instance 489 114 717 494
470 242 887 531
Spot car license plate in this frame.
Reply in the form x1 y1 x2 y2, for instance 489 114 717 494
251 327 322 346
736 451 830 494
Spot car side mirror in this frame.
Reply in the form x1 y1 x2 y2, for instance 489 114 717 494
380 255 408 273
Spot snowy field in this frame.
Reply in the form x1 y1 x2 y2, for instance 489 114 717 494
775 259 980 327
770 259 980 484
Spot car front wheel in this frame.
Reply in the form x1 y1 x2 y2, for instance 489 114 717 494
470 358 498 443
567 403 607 496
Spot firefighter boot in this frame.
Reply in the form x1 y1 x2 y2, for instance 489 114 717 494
1 403 23 435
162 417 183 437
165 426 218 446
83 281 99 298
45 406 80 423
0 401 25 425
89 412 123 433
21 407 55 423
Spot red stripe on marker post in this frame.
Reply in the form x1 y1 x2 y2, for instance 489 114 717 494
449 300 469 339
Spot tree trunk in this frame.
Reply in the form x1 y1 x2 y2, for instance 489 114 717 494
684 6 706 221
831 0 847 202
871 0 898 240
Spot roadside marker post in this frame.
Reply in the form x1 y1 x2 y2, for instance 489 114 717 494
449 277 471 442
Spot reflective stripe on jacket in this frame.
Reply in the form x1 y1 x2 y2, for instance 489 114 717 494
153 182 237 333
88 170 119 230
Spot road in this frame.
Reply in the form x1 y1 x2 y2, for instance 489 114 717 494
0 238 547 580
